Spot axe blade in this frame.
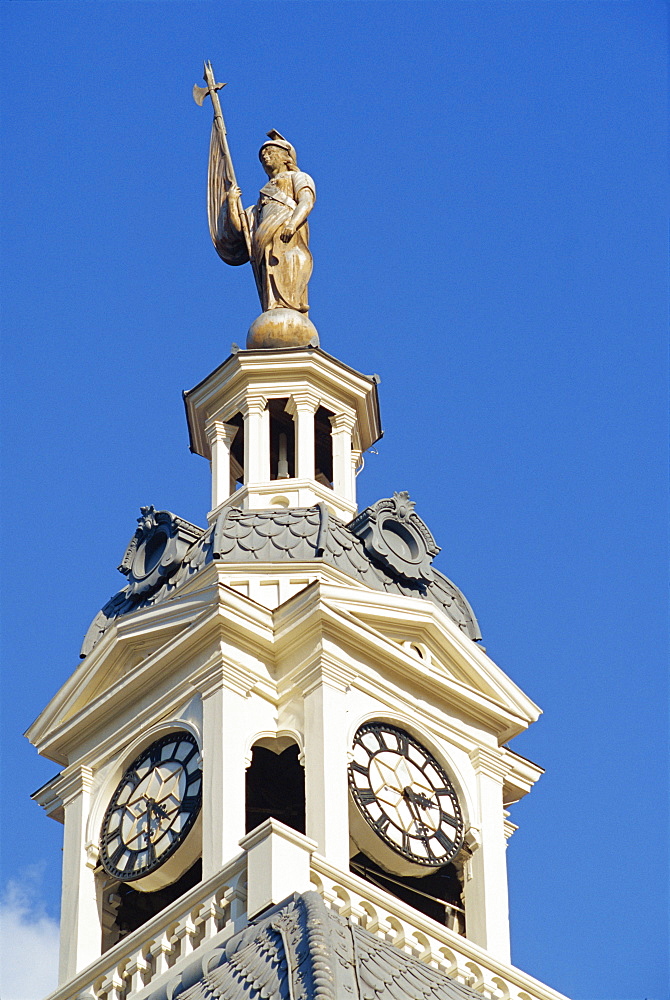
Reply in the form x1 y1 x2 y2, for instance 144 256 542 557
193 81 227 106
193 84 209 106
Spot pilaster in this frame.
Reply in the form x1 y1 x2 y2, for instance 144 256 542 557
330 410 356 502
193 659 255 877
205 419 239 511
55 764 99 982
464 746 511 963
241 394 269 485
302 666 350 868
286 390 320 481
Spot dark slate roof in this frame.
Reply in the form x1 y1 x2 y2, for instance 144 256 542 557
147 891 483 1000
81 503 480 658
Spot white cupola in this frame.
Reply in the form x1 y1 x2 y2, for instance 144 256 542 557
183 347 382 523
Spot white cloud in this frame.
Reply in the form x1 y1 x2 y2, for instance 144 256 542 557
0 876 59 1000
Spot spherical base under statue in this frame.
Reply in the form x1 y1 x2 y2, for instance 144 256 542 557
246 308 319 350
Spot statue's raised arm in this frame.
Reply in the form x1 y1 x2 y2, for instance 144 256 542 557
195 63 318 349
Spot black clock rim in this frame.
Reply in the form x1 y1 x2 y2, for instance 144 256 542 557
99 731 202 882
349 722 464 867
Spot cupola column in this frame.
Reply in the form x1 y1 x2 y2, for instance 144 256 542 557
286 391 319 481
185 350 381 521
330 411 357 502
53 765 99 982
205 419 239 510
241 394 269 485
465 747 511 963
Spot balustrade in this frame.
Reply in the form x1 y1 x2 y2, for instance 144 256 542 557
310 855 569 1000
44 855 246 1000
44 844 568 1000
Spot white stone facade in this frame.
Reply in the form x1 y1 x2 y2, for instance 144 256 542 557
27 346 557 1000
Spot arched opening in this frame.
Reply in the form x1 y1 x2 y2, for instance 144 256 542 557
245 741 305 834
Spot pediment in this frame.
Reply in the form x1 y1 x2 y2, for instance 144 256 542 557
26 588 214 758
64 623 191 723
315 586 540 736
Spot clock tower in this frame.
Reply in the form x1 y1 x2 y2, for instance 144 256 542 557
27 72 570 1000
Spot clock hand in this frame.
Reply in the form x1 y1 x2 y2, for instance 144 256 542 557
411 790 437 810
144 799 156 843
152 801 170 820
403 788 432 836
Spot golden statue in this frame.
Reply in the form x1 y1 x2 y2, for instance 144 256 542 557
195 63 318 349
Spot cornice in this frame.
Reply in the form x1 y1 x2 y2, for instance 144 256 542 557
204 418 239 445
316 584 541 732
29 590 275 765
469 745 508 782
271 579 532 743
239 817 318 855
184 349 382 460
208 389 249 427
26 585 219 749
503 817 518 841
285 389 322 415
319 599 530 737
501 746 545 804
191 651 273 702
239 392 268 416
329 410 357 432
286 649 355 699
50 763 94 808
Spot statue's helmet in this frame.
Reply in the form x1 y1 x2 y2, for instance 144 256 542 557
259 129 297 165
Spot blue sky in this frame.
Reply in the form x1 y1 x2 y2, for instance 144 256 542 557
1 3 667 999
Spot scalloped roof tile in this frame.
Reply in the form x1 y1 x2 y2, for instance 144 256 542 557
81 503 481 657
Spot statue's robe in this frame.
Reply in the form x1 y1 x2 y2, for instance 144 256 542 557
216 170 315 314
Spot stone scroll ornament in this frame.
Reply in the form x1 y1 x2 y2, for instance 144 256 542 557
349 491 441 583
194 61 319 351
117 506 202 599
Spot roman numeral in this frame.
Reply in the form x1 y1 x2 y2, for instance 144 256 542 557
374 816 390 835
357 788 377 805
182 795 199 811
109 844 126 866
124 771 141 791
435 829 455 852
440 811 460 829
423 837 436 859
350 762 369 776
396 732 409 755
102 809 123 844
354 736 374 757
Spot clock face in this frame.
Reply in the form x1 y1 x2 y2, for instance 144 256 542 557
348 723 464 867
100 732 202 883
